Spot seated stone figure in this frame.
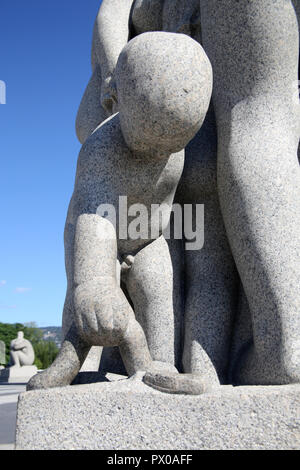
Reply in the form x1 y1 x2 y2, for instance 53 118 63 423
10 332 35 368
27 32 213 392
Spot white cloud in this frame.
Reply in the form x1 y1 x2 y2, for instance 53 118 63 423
15 287 32 294
0 280 7 286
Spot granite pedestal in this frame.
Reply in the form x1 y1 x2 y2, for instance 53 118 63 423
15 373 300 450
0 366 38 384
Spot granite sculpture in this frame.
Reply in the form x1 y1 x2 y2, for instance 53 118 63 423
13 1 300 452
10 332 35 368
27 31 213 393
200 0 300 385
29 0 300 393
0 340 5 366
0 332 37 383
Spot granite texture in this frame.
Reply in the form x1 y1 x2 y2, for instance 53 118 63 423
200 0 300 385
162 0 201 40
9 332 35 368
74 0 225 384
131 0 163 35
28 32 213 393
16 376 300 450
176 105 239 386
43 0 300 395
75 0 135 144
116 32 212 156
0 340 5 365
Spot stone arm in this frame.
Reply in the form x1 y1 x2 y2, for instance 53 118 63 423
95 0 135 110
73 214 130 346
11 339 27 351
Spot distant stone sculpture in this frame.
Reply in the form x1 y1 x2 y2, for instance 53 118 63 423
27 32 213 393
10 332 35 368
0 332 37 383
0 340 5 366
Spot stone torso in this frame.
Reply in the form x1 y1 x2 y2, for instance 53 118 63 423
69 114 185 257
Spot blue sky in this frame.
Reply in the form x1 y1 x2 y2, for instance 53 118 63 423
0 1 102 326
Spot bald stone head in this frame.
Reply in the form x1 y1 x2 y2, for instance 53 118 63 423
115 31 213 156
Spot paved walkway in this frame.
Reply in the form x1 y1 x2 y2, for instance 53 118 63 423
0 384 26 450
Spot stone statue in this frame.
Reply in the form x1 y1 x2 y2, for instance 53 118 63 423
74 0 235 389
9 332 35 368
27 31 213 392
29 0 300 392
0 340 5 366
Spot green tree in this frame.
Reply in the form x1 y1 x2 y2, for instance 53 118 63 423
33 340 59 369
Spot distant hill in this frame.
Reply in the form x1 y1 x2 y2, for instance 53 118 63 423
39 326 62 348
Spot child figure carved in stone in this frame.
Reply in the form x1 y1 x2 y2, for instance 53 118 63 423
27 32 213 393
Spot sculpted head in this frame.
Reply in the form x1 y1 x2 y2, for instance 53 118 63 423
114 31 213 157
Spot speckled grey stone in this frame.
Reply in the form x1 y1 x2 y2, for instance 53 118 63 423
9 332 35 367
28 32 212 392
162 0 201 40
131 0 163 35
143 370 217 395
176 105 239 387
0 340 5 365
75 1 217 382
27 216 154 390
123 235 182 367
200 0 300 384
75 0 135 143
16 377 300 450
116 32 212 156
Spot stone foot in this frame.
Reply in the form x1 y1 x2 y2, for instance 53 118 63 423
27 367 75 391
27 324 90 391
143 371 219 395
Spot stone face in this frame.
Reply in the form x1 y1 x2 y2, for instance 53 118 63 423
200 0 300 385
16 376 300 450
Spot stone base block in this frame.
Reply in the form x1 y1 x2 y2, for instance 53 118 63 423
15 374 300 450
0 366 38 384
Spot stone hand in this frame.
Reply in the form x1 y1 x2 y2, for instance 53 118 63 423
74 278 130 348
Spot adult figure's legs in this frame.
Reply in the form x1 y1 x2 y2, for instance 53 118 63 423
179 107 239 385
201 0 300 384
